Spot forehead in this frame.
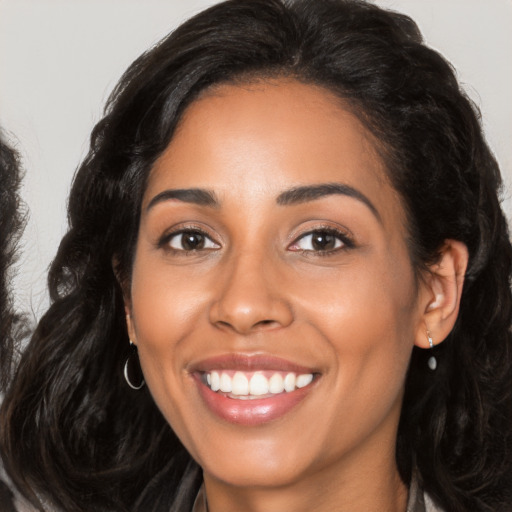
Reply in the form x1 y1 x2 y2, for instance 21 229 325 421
145 79 403 226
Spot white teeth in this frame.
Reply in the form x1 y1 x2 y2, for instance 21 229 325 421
249 372 269 396
296 373 314 389
284 373 296 392
219 373 232 393
205 370 314 397
232 371 249 395
268 373 284 394
210 371 220 392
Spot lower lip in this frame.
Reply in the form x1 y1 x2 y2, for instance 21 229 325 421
194 375 315 426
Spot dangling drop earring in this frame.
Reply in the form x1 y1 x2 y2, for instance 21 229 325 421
123 341 145 390
427 330 437 371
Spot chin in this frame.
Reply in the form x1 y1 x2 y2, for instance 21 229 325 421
193 431 322 489
204 457 306 489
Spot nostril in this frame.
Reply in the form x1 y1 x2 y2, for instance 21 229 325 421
253 319 279 330
215 318 279 333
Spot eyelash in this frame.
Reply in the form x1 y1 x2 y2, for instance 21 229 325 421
158 226 354 256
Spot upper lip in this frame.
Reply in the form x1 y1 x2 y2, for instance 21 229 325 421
189 353 319 374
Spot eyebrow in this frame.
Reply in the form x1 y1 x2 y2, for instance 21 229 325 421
276 183 381 221
146 188 219 211
146 182 380 221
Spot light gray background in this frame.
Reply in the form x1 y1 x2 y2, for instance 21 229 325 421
1 0 511 320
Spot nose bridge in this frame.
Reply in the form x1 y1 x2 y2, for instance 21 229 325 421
210 245 293 333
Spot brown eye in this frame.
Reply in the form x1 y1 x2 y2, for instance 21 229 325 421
168 231 219 251
310 232 337 251
289 229 351 253
182 232 205 250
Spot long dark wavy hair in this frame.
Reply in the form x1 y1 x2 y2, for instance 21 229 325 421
0 133 25 393
1 1 511 511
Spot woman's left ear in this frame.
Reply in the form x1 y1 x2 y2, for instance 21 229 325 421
414 239 469 349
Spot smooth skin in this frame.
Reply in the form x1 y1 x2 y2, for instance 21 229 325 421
125 79 468 512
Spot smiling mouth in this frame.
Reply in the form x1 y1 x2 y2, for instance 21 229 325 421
192 355 319 425
201 370 315 399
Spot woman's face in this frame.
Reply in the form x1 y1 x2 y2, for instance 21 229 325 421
127 80 429 491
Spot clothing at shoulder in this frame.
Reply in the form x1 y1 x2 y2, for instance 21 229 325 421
1 462 58 512
407 474 445 512
0 479 17 512
0 470 38 512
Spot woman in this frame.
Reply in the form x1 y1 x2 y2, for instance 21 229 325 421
1 0 511 511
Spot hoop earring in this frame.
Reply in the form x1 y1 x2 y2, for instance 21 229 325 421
124 341 145 390
427 330 437 371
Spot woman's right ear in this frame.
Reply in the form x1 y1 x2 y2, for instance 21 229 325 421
125 312 137 344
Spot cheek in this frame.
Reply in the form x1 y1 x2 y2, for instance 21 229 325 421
295 250 417 343
294 253 418 401
130 251 211 340
128 254 211 405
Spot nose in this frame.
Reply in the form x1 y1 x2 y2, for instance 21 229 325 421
209 252 294 335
